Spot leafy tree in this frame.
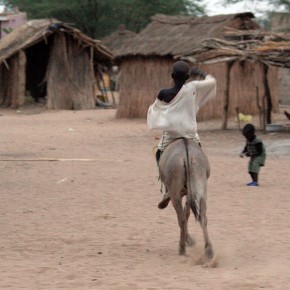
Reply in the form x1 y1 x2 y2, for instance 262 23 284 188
4 0 205 38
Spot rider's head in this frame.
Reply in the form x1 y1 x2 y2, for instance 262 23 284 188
171 61 189 82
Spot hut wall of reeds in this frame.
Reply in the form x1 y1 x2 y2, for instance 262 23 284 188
270 13 290 105
199 61 278 120
0 19 113 109
46 33 96 109
117 57 279 120
116 56 174 118
0 50 25 107
278 68 290 105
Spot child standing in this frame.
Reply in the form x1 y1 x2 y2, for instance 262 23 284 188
240 123 266 186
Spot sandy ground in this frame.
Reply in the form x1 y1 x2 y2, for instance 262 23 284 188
0 105 289 290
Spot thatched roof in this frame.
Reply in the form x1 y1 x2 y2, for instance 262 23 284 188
115 12 259 59
185 30 290 68
270 12 290 33
102 25 137 54
0 19 113 65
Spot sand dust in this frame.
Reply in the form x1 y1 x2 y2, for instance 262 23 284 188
0 105 289 289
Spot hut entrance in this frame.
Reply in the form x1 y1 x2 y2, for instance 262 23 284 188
25 38 52 103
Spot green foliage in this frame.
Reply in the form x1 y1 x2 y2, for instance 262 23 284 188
5 0 205 38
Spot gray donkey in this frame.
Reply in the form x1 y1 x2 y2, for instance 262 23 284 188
158 138 214 259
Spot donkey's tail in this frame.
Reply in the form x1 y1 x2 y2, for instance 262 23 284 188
183 138 200 221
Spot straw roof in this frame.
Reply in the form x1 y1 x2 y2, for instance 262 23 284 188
186 30 290 68
270 12 290 33
102 25 137 54
0 19 113 64
115 12 259 59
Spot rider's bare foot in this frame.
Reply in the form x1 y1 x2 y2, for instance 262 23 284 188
158 192 170 209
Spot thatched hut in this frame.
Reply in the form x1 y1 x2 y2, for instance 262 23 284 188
115 13 280 122
102 25 137 93
0 19 113 109
189 31 290 127
102 25 137 55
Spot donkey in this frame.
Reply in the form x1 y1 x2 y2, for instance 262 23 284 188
158 138 214 259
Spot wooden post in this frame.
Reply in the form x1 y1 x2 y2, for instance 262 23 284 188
110 89 116 105
17 50 26 106
255 86 263 130
262 64 272 124
221 61 234 130
262 95 266 132
236 107 241 131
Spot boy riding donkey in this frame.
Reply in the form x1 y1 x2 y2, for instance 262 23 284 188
147 61 217 209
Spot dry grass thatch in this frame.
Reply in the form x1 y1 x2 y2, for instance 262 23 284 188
0 19 113 109
0 19 112 65
102 26 137 55
270 12 290 33
187 30 290 68
115 12 259 60
115 12 289 68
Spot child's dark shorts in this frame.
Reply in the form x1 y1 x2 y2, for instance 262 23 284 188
248 156 266 173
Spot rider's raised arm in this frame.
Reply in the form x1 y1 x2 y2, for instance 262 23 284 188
190 68 216 112
195 75 216 112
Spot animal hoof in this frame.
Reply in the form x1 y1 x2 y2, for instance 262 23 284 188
179 249 186 256
205 244 214 259
179 244 186 255
186 235 195 247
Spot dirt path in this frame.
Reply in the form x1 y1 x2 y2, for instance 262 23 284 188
0 107 289 289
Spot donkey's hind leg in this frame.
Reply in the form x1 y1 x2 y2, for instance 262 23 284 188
184 200 195 247
199 198 214 259
171 194 188 255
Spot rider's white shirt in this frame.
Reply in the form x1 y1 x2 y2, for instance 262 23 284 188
147 75 216 150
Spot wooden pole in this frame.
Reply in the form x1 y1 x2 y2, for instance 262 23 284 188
262 64 272 124
221 61 234 130
262 95 266 132
236 107 241 131
110 88 116 105
255 86 263 130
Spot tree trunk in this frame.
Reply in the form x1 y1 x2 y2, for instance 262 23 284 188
221 61 234 130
